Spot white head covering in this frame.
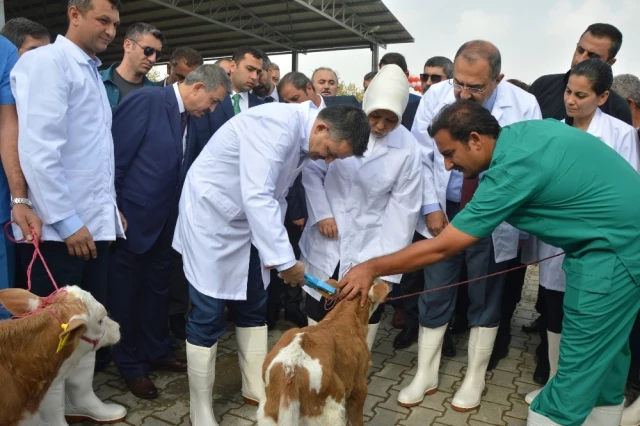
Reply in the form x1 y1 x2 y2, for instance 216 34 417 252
362 64 410 132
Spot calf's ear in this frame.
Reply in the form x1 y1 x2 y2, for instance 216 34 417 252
58 315 89 351
0 288 41 316
368 279 390 304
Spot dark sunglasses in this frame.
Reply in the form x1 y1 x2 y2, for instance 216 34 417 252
420 73 445 84
130 39 161 60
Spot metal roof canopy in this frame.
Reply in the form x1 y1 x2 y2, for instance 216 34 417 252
4 0 414 69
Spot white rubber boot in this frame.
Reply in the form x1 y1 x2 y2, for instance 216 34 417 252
525 331 561 405
582 402 624 426
187 341 219 426
451 326 498 412
64 352 126 424
397 324 447 407
527 407 562 425
307 317 318 326
366 322 380 350
236 325 267 405
38 379 69 426
621 397 640 426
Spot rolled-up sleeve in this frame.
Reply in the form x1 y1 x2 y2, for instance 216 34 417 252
451 165 534 238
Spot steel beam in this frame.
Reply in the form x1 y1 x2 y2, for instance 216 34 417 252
147 0 304 52
291 0 386 49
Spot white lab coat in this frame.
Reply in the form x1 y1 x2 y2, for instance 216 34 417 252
299 126 423 283
412 79 542 262
10 36 124 242
173 102 317 300
523 108 640 291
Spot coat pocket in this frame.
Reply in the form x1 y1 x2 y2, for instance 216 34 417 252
64 170 96 216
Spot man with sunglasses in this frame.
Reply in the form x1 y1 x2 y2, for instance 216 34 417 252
100 22 164 109
394 40 541 412
421 56 453 94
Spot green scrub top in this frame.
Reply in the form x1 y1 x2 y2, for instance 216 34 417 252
451 119 640 294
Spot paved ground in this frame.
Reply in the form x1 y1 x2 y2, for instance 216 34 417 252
87 266 638 425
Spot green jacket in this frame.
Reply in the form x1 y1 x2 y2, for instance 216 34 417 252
99 63 155 109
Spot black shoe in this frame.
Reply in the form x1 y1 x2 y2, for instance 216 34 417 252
448 317 469 335
267 304 280 331
533 357 550 385
169 314 187 340
522 317 542 333
442 332 456 357
393 325 419 349
284 308 308 328
487 332 511 371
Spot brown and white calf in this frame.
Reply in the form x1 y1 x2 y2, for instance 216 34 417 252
257 279 389 426
0 286 120 426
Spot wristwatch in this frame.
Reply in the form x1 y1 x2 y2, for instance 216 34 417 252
10 197 33 209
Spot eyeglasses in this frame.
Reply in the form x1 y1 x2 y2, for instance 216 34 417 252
129 39 161 60
420 73 446 84
450 80 486 94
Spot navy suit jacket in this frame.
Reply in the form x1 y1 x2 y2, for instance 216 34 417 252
193 93 264 155
112 85 198 254
324 95 361 107
402 96 421 131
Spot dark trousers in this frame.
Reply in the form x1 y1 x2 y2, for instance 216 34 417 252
399 232 426 328
267 220 304 313
186 245 267 347
631 312 640 368
168 249 189 317
17 240 109 303
108 230 173 381
496 249 528 335
419 201 506 329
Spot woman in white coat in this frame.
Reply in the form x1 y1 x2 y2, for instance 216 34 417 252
523 59 640 414
299 64 423 349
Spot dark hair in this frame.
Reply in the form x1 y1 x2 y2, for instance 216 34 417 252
569 58 613 96
232 46 266 64
507 79 531 92
170 47 203 68
68 0 122 13
454 40 501 79
278 71 314 95
428 100 501 143
379 52 408 73
125 22 165 45
363 71 378 82
0 18 50 49
425 56 453 79
582 23 623 60
318 105 370 157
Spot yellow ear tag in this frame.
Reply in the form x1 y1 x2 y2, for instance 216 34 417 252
57 323 70 353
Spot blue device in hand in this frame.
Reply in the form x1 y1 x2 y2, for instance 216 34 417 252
304 273 337 295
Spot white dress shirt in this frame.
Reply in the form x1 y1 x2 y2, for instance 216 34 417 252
10 35 125 242
231 90 249 112
172 83 187 155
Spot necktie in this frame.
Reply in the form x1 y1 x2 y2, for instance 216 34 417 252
459 176 479 209
232 93 241 115
180 112 188 136
264 96 275 103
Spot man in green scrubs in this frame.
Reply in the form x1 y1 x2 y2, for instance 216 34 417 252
339 100 640 426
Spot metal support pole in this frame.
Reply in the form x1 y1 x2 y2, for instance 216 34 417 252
371 43 379 72
0 0 5 26
292 50 299 72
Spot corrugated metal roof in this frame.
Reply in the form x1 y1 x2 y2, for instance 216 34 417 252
4 0 413 64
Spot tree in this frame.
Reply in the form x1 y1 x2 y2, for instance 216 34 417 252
338 81 364 102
